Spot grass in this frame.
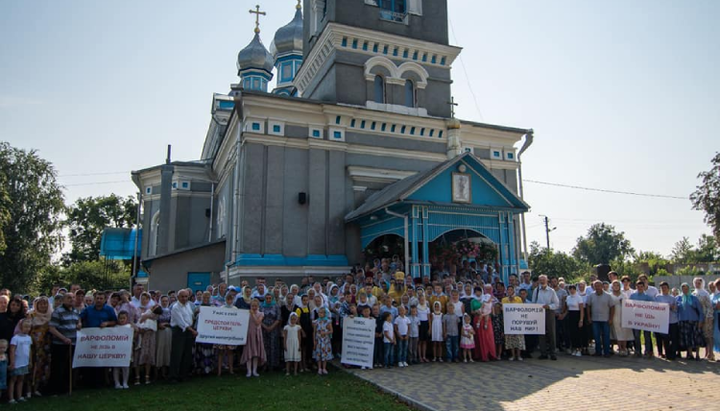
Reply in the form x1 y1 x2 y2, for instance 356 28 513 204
14 368 413 411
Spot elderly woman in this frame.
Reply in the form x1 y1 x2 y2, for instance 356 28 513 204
28 297 52 396
693 277 715 361
155 295 172 380
194 291 215 374
677 283 705 360
260 293 281 371
235 286 253 309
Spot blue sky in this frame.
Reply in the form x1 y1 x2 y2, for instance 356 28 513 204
1 0 718 256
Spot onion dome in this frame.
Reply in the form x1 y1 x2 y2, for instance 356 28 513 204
236 32 274 76
270 5 303 59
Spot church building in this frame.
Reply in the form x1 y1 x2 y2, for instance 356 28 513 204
131 0 534 292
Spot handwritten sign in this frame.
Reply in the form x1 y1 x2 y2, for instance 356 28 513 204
622 300 669 334
503 304 546 335
341 317 376 368
73 327 133 368
196 306 249 345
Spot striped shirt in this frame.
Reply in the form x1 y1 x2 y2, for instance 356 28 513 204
49 305 80 345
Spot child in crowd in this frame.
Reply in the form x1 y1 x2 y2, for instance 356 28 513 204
460 313 475 362
382 312 395 367
408 305 421 365
283 313 304 376
114 311 132 389
313 306 333 375
443 302 459 362
295 294 312 372
373 305 384 369
492 302 505 360
430 301 444 362
394 305 411 367
0 339 7 400
215 293 238 377
9 320 33 404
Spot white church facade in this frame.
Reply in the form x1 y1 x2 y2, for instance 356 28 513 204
131 0 534 292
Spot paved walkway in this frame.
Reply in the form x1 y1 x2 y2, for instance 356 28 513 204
346 354 720 411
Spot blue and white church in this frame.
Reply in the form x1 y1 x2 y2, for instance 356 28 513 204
131 0 534 292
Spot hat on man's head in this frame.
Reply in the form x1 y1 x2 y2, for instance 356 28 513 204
394 271 405 280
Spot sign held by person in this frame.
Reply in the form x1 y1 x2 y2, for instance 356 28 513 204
503 304 546 335
341 316 376 368
196 306 250 345
622 300 669 334
73 327 133 368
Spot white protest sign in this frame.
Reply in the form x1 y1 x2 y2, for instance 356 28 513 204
621 300 669 334
73 326 133 368
503 304 546 335
196 306 249 345
341 316 376 368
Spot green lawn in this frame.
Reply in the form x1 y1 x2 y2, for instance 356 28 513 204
16 369 412 411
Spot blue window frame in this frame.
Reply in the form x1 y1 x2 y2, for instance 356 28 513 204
360 120 366 129
333 131 342 139
341 37 348 47
373 75 385 104
351 119 356 127
379 0 406 13
312 129 321 138
335 116 341 124
273 124 281 133
252 122 260 131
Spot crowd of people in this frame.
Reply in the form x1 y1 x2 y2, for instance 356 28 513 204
1 257 719 403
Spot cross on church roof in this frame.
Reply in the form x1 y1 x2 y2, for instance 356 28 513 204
448 96 458 118
249 4 266 34
296 0 302 10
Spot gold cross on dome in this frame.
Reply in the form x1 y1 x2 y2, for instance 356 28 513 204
297 0 302 10
249 5 266 33
448 96 458 118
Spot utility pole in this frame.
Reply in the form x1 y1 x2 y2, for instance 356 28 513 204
540 215 556 251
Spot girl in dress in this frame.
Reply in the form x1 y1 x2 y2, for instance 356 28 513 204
460 313 475 362
241 299 266 377
313 306 333 375
491 302 504 360
114 311 133 389
430 301 444 362
155 295 172 380
215 293 238 377
283 313 303 376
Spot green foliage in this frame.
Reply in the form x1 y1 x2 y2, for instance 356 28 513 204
0 171 10 255
0 142 65 293
671 235 719 264
64 194 137 264
528 241 590 281
33 259 131 294
572 223 634 265
676 265 706 277
690 152 720 242
609 258 643 282
632 250 670 276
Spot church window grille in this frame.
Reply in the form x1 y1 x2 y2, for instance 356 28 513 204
373 75 385 104
404 79 416 108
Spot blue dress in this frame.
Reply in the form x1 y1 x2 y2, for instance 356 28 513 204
713 293 720 353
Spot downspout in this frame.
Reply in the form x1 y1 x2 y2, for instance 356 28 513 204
208 183 215 242
131 191 142 289
516 130 534 261
232 129 241 264
385 207 409 272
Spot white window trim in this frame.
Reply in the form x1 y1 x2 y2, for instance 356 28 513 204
309 126 324 139
329 127 345 142
268 120 285 136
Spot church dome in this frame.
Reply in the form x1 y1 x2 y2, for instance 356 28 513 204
270 6 303 59
237 32 274 75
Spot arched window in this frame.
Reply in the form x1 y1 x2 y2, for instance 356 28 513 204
374 75 385 104
404 79 415 108
149 211 160 256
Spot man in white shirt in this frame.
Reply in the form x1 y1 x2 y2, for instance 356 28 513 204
169 290 197 382
131 283 156 308
636 274 659 299
533 275 560 360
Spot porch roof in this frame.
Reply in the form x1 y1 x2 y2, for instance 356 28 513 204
345 152 530 222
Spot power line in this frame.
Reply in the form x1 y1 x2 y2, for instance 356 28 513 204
448 19 484 121
63 180 131 187
525 179 687 200
58 171 128 177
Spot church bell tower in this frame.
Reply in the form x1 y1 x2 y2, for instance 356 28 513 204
295 0 461 118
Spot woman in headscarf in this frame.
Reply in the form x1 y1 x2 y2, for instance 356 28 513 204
260 293 281 371
193 291 215 374
677 283 704 360
136 292 160 384
693 277 715 360
116 290 138 324
235 286 253 310
155 295 172 380
28 296 52 396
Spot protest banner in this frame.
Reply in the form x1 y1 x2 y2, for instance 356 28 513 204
622 300 669 334
341 316 376 368
196 306 250 345
73 327 133 368
503 304 546 335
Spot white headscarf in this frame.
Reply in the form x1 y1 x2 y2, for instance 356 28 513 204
693 277 710 299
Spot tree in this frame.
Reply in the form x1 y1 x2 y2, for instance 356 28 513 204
671 237 694 263
671 235 719 264
0 142 65 292
64 194 137 264
691 152 720 242
0 171 10 255
528 241 590 282
33 260 131 295
572 223 634 265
